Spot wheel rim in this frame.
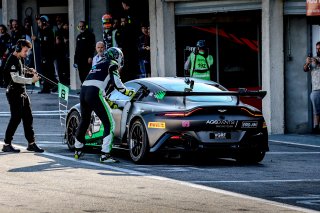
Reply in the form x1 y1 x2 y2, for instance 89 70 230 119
130 123 144 158
67 116 79 147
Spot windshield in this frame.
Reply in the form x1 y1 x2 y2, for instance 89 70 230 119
161 82 233 102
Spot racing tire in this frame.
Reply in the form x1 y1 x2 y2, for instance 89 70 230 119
66 110 81 151
129 119 149 163
236 151 266 164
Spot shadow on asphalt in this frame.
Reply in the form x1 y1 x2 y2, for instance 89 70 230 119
2 147 265 175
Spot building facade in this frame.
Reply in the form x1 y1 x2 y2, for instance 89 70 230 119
0 0 316 134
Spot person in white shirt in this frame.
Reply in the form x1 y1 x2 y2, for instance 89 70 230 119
92 41 105 67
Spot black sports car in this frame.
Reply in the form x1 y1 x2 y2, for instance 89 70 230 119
65 77 268 163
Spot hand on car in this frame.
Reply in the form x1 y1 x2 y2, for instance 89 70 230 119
125 90 136 98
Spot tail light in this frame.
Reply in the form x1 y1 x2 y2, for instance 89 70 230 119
240 107 262 117
157 108 203 117
170 136 182 140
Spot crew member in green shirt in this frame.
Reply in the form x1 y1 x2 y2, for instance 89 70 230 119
184 40 214 80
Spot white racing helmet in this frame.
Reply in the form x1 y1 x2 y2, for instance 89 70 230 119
104 47 124 68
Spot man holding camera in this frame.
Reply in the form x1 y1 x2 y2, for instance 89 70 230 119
304 41 320 133
184 40 214 81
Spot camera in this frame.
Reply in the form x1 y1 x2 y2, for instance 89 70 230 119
307 53 320 63
312 57 320 64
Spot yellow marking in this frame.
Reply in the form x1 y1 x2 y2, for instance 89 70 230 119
148 122 166 129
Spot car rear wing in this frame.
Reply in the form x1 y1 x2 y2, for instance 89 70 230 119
154 89 267 105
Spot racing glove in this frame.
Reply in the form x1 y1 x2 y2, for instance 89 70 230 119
106 99 119 109
124 89 136 98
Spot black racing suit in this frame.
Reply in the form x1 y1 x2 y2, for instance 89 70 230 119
75 58 134 153
4 54 36 145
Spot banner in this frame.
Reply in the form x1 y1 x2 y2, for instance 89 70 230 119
306 0 320 16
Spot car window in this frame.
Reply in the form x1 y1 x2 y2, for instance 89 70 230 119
160 82 233 102
125 82 142 91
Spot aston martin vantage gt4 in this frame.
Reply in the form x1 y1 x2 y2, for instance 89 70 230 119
65 77 268 163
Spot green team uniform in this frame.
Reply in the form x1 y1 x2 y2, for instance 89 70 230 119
189 52 214 80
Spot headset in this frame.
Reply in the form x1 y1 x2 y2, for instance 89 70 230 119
15 39 31 52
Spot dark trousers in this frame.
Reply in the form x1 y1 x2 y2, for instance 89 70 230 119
41 59 57 92
75 86 112 143
4 89 35 144
78 63 91 84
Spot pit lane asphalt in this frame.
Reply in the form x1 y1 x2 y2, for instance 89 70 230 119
0 87 319 212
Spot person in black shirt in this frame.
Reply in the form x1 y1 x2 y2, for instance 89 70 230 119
102 14 113 49
74 21 95 83
0 24 11 87
137 23 150 78
10 20 26 51
2 39 44 153
32 15 57 93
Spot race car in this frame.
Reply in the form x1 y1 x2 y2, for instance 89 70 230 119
65 77 268 163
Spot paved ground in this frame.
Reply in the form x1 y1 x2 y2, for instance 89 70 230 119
0 87 319 212
0 144 317 213
269 134 320 147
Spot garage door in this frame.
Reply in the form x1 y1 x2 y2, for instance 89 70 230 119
175 0 262 15
284 0 306 15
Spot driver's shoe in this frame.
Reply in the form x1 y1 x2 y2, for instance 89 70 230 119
74 148 84 159
74 139 84 159
100 153 119 163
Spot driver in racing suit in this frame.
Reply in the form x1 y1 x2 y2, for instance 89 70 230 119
74 47 135 163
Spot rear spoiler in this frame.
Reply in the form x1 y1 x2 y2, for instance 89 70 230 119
154 89 267 105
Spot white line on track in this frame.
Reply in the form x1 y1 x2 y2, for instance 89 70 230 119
270 140 320 148
267 152 320 154
191 179 320 183
35 141 65 144
0 133 63 136
0 141 317 213
0 110 70 117
0 110 66 114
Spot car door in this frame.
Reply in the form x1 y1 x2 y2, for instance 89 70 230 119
108 82 142 139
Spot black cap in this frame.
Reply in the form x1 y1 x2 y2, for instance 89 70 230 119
196 40 206 48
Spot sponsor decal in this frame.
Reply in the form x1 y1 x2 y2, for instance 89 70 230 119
206 120 236 125
182 121 190 127
206 120 237 128
307 0 320 16
89 68 102 74
148 122 166 129
241 121 258 128
85 142 99 146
